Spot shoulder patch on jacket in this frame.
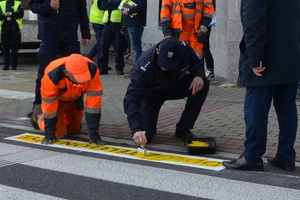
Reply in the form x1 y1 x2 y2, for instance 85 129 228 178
140 61 151 72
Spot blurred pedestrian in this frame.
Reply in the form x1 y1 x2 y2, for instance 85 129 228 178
203 0 216 79
121 0 147 78
98 0 125 75
160 0 214 56
0 0 24 70
124 38 209 146
27 0 91 117
222 0 300 172
30 54 104 145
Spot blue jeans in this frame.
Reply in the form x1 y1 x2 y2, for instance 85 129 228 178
243 82 297 164
127 26 144 62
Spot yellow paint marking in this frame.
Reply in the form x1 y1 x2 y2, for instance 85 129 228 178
187 141 209 147
5 133 225 171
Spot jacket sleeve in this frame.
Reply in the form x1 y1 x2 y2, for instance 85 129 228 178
29 0 55 15
85 69 103 131
200 0 214 27
12 3 24 19
241 0 268 68
41 75 60 135
126 0 146 15
160 0 173 37
78 0 91 39
123 66 148 135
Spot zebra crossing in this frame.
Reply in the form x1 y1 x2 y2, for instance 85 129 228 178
0 140 299 200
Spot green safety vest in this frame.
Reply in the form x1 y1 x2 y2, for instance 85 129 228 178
0 0 23 30
89 0 105 25
102 9 122 23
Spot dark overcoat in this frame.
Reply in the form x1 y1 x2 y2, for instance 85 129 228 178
237 0 300 87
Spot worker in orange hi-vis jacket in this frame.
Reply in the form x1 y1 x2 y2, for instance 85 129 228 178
30 54 104 145
160 0 214 56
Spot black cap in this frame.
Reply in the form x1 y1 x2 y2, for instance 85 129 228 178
157 38 181 70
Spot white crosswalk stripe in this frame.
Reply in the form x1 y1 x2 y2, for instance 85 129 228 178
0 142 300 200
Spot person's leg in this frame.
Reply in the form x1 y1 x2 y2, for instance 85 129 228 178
140 97 165 143
1 29 11 70
203 27 215 78
60 40 81 57
169 74 209 129
93 23 105 67
33 41 60 107
273 82 297 164
128 26 144 62
113 24 125 74
98 23 113 74
243 86 273 162
10 26 21 70
65 101 83 134
88 43 97 60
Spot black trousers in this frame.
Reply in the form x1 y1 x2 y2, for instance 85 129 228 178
1 24 21 69
140 74 209 142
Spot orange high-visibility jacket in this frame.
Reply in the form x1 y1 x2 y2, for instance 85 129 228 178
41 56 103 133
160 0 214 36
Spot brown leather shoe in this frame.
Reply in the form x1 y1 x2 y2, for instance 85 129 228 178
123 68 133 79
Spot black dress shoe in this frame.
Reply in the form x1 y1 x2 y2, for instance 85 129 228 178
100 69 108 75
2 67 9 70
267 156 295 172
222 155 264 171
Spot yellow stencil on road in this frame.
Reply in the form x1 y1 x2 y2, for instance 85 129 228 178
6 133 225 171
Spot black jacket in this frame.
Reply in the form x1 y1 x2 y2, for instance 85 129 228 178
123 41 206 134
121 0 147 27
237 0 300 87
29 0 90 42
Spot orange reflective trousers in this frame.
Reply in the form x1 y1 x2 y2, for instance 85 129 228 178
38 100 83 138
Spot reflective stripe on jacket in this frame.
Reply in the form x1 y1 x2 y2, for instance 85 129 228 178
160 0 214 33
0 0 23 30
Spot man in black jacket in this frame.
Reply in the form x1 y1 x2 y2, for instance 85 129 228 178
121 0 147 78
124 38 209 146
223 0 300 172
28 0 91 117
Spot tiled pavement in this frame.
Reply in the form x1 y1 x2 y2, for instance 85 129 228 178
0 53 299 162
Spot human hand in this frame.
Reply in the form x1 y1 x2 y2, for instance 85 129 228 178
133 131 147 147
197 25 208 37
41 134 57 145
189 76 204 95
122 7 129 15
5 12 12 16
82 39 90 46
50 0 60 10
252 63 265 77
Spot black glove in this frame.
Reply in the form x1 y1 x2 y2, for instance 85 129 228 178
41 132 57 145
89 130 105 145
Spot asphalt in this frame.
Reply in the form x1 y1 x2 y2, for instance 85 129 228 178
0 52 299 163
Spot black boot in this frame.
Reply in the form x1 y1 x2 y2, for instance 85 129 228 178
89 130 105 145
175 123 195 141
